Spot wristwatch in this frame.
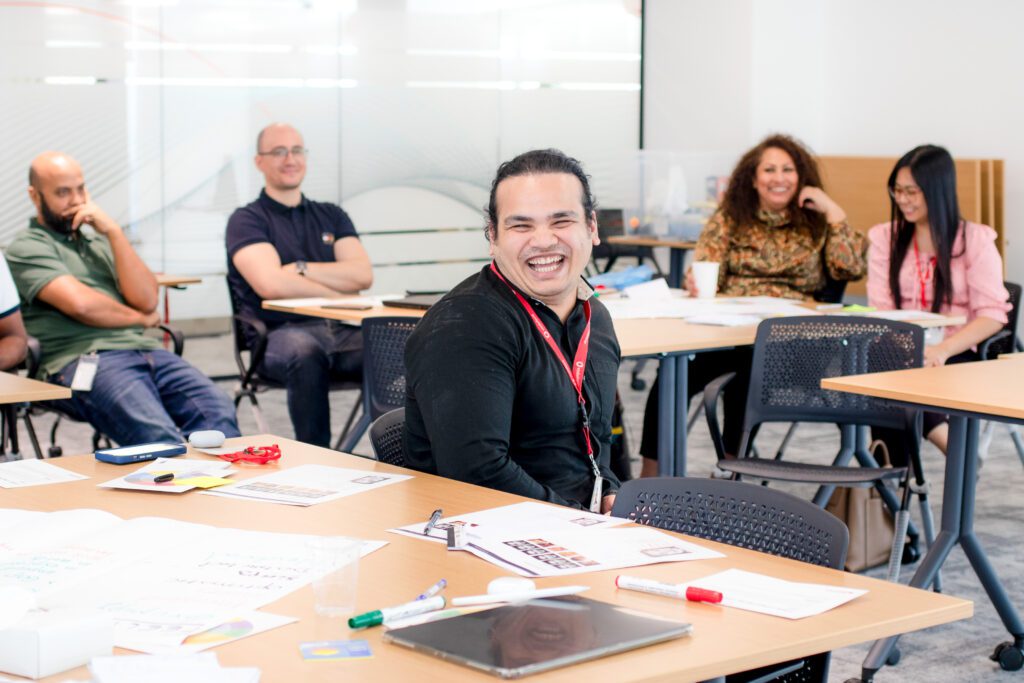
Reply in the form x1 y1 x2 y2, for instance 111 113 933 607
295 260 308 277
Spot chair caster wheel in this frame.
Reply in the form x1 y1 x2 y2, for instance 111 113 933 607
47 446 62 458
991 640 1024 671
902 539 920 565
886 646 901 666
847 666 878 683
630 378 646 391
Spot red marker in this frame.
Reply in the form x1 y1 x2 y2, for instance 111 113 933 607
616 575 723 603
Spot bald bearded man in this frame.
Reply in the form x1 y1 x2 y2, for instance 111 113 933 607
6 152 240 446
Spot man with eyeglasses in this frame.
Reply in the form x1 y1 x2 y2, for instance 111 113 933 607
226 123 372 448
5 151 240 447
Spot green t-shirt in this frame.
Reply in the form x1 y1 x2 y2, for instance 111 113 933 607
6 219 160 377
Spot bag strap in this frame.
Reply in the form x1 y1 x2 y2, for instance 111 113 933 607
868 439 892 468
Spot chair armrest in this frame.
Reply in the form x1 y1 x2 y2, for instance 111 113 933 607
156 325 185 357
702 371 736 462
232 312 269 384
978 329 1011 361
25 336 42 379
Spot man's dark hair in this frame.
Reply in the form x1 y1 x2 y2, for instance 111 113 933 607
485 149 597 240
28 166 37 188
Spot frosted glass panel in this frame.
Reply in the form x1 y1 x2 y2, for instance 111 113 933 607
0 0 640 318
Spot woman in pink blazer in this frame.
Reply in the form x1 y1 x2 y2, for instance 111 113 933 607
867 144 1010 454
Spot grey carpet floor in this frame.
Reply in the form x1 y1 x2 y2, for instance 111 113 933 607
6 335 1023 682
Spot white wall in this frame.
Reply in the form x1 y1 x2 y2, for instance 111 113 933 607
645 0 1024 282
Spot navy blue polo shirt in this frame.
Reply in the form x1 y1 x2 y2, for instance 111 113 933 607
226 189 359 327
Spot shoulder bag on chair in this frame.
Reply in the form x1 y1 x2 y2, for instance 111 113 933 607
825 439 896 572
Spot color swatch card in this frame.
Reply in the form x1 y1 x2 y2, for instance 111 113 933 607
300 639 372 661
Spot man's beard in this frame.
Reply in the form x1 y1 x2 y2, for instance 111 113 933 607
39 196 75 234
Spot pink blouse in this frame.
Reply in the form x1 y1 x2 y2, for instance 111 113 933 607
867 221 1009 340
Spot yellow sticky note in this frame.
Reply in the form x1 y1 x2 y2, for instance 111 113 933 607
175 476 233 489
843 304 875 312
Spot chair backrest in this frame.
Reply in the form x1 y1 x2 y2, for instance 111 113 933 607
361 317 419 420
369 408 406 466
744 316 922 432
611 476 848 683
984 281 1022 358
612 477 849 568
812 271 848 304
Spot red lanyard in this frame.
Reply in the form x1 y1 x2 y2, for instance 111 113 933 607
912 235 936 310
488 263 599 474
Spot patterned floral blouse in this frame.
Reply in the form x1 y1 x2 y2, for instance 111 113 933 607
694 208 867 299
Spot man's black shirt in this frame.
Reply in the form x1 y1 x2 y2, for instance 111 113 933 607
404 265 622 509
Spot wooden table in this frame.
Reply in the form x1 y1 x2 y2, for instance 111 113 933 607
615 309 966 477
12 435 970 683
263 299 424 323
154 273 203 326
823 361 1024 678
607 236 697 287
0 372 71 404
264 296 965 478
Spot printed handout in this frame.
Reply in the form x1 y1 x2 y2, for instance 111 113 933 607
463 525 724 577
390 501 630 543
0 459 88 488
204 464 411 506
681 568 868 619
98 458 236 494
0 508 386 651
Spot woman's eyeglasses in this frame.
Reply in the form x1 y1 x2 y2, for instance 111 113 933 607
889 185 922 201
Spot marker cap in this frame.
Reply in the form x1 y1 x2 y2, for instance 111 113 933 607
685 587 723 603
348 610 383 629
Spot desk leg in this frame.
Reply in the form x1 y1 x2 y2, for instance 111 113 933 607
673 354 688 477
959 418 1024 639
861 416 1024 678
668 249 684 289
657 355 676 477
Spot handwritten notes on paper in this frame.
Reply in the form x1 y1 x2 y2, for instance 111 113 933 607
0 508 386 652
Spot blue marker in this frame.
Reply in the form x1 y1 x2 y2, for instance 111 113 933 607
416 578 447 601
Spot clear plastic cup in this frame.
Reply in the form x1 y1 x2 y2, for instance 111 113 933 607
307 537 360 617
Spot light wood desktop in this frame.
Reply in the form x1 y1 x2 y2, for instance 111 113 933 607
822 361 1024 674
263 298 424 323
155 274 203 288
0 372 70 404
15 436 971 683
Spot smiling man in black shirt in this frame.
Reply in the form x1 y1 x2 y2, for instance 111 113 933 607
404 149 621 511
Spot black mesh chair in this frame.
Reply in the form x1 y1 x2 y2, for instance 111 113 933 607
978 281 1024 466
337 316 419 453
21 327 184 457
704 316 934 579
612 477 848 683
369 407 405 466
228 285 362 447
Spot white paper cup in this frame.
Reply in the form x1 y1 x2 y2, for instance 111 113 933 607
308 537 360 617
691 261 720 299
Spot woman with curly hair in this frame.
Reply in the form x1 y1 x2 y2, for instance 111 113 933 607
639 133 867 477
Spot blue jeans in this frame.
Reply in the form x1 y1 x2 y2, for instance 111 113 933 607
261 319 362 448
49 349 240 446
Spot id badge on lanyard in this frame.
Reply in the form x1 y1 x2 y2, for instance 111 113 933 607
490 263 604 512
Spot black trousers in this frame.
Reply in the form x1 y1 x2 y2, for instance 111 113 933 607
639 347 754 459
871 349 979 467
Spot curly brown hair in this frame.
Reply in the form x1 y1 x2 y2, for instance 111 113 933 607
720 133 827 239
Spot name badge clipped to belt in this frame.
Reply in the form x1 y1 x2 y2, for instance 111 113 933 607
70 353 99 392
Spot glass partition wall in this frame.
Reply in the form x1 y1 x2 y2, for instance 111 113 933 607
0 0 642 318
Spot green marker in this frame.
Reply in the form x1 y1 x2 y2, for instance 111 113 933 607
348 595 446 629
